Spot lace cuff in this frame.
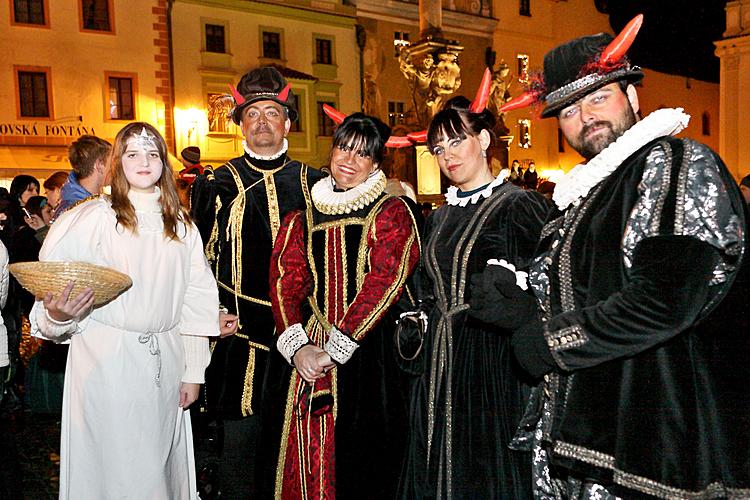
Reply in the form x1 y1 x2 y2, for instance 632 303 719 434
32 303 80 342
324 326 359 364
276 323 310 365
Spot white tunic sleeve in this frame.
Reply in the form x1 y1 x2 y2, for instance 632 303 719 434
31 199 107 342
179 223 220 337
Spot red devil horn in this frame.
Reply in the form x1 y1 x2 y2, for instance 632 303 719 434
498 92 538 113
385 136 413 148
322 104 347 125
277 83 291 102
229 85 246 105
600 14 643 66
469 68 493 113
407 130 428 143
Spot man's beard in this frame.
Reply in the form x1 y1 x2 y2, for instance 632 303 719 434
570 105 638 160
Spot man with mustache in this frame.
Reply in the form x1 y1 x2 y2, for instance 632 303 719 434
471 17 750 498
190 66 324 498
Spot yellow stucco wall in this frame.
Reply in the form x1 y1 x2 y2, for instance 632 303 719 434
170 0 361 168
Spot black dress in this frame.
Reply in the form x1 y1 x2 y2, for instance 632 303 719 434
399 180 550 499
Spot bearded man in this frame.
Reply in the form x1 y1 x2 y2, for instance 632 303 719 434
472 16 750 499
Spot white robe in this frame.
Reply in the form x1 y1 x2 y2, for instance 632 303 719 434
31 189 219 500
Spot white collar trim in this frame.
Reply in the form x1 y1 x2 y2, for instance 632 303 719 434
311 170 387 215
552 108 690 210
445 173 507 207
242 138 288 161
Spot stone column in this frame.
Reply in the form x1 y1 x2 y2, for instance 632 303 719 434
715 0 750 178
419 0 442 38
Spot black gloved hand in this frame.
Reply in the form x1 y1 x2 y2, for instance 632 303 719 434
468 265 539 330
511 317 556 379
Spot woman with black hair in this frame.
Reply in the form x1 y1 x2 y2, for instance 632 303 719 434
265 112 420 498
8 175 40 235
399 96 551 499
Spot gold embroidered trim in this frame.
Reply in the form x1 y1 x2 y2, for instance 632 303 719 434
217 280 271 307
205 195 222 263
241 346 256 416
61 194 104 214
544 324 589 370
555 440 750 499
225 163 247 320
352 231 415 340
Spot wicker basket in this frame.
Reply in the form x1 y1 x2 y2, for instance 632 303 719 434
9 261 133 307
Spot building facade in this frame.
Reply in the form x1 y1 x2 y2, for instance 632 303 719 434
170 0 360 168
0 0 170 183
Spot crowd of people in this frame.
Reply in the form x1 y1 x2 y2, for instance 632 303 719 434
1 15 750 500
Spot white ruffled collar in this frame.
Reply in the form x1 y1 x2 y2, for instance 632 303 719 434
552 108 690 210
242 138 289 161
445 173 507 207
128 186 162 213
311 170 387 215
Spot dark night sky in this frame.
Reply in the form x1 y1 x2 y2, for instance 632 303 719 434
605 0 727 83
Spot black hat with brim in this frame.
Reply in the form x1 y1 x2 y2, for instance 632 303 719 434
231 66 298 124
540 33 643 118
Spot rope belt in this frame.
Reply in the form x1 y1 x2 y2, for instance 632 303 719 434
138 332 162 387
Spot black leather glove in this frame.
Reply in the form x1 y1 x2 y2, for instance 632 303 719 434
468 265 539 330
511 317 556 379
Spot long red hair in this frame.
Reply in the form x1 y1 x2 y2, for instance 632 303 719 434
109 122 192 240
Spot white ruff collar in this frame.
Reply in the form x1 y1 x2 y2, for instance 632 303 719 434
312 170 387 215
445 173 507 207
242 138 288 161
552 108 690 210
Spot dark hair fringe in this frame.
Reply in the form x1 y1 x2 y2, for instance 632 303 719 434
427 96 496 152
331 112 391 165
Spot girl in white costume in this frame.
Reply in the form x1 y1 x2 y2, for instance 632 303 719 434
32 122 228 499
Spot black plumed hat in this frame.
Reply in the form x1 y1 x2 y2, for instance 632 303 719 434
540 33 643 118
230 66 297 124
499 14 645 119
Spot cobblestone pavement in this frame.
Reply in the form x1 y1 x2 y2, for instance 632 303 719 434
1 410 61 499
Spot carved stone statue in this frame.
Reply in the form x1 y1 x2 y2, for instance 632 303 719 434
489 61 512 135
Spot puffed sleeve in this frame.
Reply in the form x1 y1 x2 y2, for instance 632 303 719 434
269 210 313 365
30 199 108 342
179 223 220 337
325 198 420 364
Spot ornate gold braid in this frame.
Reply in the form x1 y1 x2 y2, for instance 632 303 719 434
60 194 104 215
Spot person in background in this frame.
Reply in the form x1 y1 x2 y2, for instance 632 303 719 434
53 135 112 221
175 147 205 208
42 171 70 212
22 196 53 244
31 122 224 499
508 159 523 186
523 160 538 189
740 173 750 206
9 175 40 231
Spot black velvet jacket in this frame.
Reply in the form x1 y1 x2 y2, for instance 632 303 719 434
190 154 324 419
521 138 750 498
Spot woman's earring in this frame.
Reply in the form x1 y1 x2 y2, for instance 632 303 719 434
481 150 487 158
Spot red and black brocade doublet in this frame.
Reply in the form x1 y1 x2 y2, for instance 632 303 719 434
190 155 324 419
525 138 750 498
265 193 419 499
